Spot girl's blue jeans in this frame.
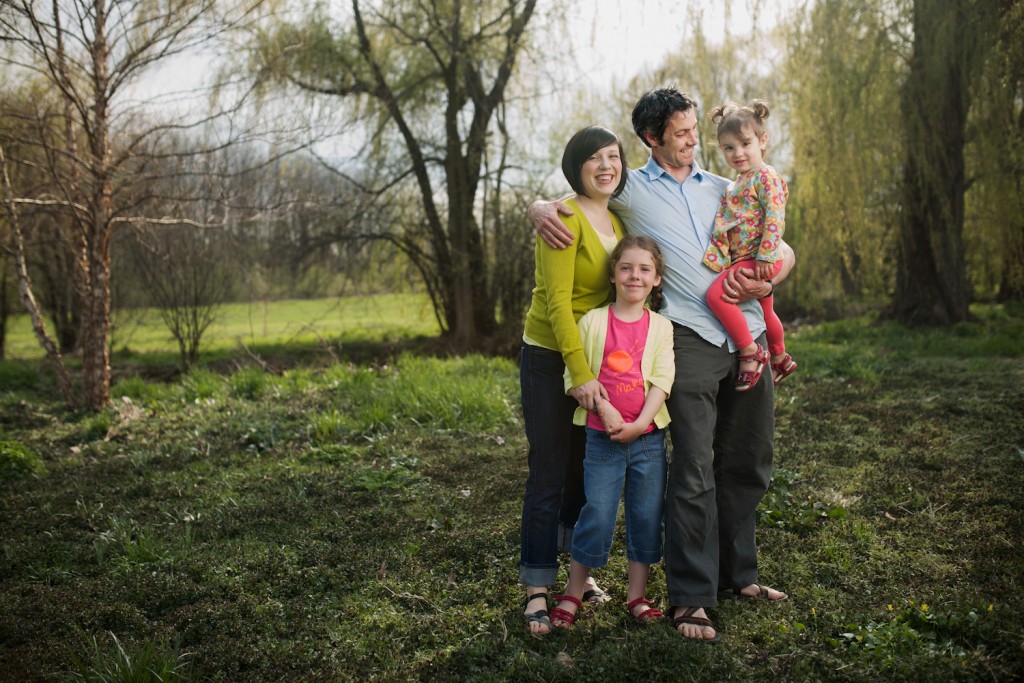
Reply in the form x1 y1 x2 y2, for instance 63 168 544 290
571 426 667 568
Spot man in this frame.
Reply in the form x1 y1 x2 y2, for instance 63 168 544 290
529 87 793 642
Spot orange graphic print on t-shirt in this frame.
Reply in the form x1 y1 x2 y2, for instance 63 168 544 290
606 349 634 373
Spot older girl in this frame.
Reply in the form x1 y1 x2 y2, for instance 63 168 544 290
548 236 675 629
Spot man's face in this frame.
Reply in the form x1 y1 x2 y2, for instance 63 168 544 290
648 108 699 173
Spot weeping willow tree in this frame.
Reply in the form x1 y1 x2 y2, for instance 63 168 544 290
251 0 539 347
612 2 790 176
964 0 1024 304
891 0 1001 325
782 0 902 318
780 0 1014 321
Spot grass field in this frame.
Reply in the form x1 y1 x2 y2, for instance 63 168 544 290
3 294 441 362
0 300 1022 681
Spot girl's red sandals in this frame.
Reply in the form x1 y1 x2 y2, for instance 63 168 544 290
771 353 798 385
549 594 582 628
735 343 770 392
627 596 665 624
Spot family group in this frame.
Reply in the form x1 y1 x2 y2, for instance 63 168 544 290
518 87 798 642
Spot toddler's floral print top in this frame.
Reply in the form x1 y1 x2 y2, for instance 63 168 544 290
702 165 788 272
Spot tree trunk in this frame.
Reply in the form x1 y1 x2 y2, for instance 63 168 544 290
80 233 112 409
445 153 497 345
891 0 973 325
0 257 8 360
80 0 113 410
1 144 77 406
445 212 497 346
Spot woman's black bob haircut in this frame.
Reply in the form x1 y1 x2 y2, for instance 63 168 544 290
561 126 628 199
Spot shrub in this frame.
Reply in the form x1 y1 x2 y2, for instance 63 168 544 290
112 376 173 403
178 368 224 403
0 439 46 482
228 366 274 400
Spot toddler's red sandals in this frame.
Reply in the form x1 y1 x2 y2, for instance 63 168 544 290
735 343 770 392
771 353 798 385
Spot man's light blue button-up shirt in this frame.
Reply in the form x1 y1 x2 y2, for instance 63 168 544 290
610 156 766 351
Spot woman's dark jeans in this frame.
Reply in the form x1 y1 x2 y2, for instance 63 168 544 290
518 343 586 586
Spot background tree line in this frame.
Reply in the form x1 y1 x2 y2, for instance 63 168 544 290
2 0 1021 409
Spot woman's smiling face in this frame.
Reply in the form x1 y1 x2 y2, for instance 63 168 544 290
579 142 623 199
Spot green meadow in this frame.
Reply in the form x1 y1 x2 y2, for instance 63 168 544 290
3 294 440 363
0 299 1022 681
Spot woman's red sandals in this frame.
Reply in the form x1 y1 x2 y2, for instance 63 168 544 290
627 597 664 624
735 343 770 392
549 594 582 628
771 353 798 385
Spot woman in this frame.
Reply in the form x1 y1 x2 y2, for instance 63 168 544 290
519 126 628 634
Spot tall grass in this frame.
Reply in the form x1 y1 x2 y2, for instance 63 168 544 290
68 632 191 683
311 354 518 440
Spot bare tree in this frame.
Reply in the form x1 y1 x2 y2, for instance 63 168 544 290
0 0 266 409
0 84 86 355
253 0 539 347
124 224 234 369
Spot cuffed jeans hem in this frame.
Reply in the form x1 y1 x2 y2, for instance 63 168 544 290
668 593 718 610
570 548 609 570
626 548 663 565
571 545 661 569
520 562 560 587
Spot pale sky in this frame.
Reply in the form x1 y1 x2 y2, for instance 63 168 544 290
564 0 784 85
134 0 787 103
125 0 796 163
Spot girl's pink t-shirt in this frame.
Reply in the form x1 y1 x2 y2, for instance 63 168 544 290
587 307 653 433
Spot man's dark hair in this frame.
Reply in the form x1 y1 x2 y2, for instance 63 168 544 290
631 87 699 148
561 126 628 198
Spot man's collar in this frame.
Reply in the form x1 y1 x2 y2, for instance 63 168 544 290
640 155 705 182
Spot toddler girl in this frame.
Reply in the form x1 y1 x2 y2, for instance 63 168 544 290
703 100 797 391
